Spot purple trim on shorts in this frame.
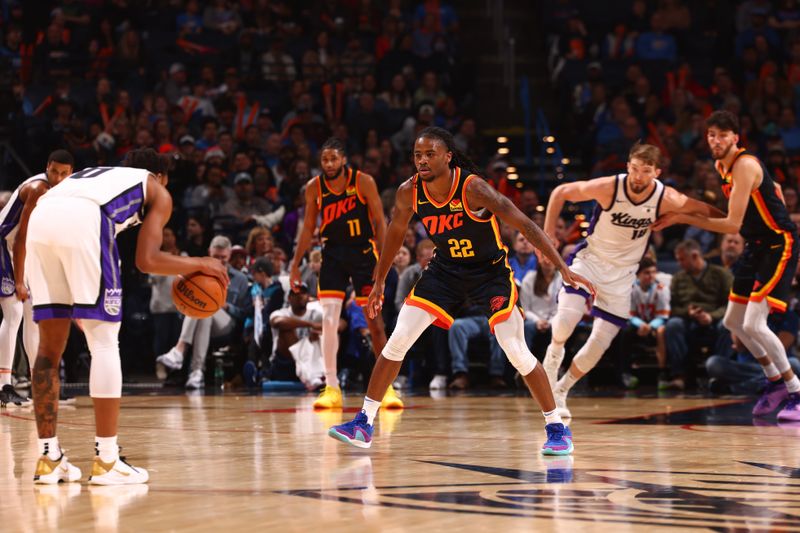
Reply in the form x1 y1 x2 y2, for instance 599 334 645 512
566 205 601 266
590 306 627 328
32 304 74 322
0 197 23 238
101 184 145 225
70 213 124 323
562 285 591 300
0 240 15 296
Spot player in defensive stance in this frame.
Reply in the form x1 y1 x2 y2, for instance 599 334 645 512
290 138 402 409
654 111 800 420
542 142 726 417
0 150 73 407
329 127 594 454
28 149 228 484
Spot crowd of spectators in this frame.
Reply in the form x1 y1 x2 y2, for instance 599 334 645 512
7 0 800 396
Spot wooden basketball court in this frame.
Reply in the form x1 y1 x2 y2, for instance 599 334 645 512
2 392 799 531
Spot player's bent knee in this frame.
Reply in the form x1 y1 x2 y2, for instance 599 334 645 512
381 334 409 362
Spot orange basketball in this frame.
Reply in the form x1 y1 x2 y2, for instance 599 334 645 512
171 273 227 319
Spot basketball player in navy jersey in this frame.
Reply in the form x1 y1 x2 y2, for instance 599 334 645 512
654 110 800 420
289 138 402 410
0 150 73 407
27 149 229 484
329 127 595 454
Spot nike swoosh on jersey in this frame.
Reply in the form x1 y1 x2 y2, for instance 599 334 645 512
492 256 504 264
418 199 431 205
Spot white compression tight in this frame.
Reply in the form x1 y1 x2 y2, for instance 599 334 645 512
571 318 620 375
381 305 435 361
725 299 794 375
543 291 586 383
83 320 122 398
320 298 343 387
494 310 538 375
0 297 38 383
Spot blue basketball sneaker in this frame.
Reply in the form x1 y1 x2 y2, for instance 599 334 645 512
328 410 374 449
541 423 573 455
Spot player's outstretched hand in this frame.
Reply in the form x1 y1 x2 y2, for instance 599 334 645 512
289 266 302 293
650 212 682 232
365 281 384 319
14 282 28 302
561 269 596 301
199 257 230 288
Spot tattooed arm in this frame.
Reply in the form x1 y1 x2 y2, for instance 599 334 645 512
464 175 595 294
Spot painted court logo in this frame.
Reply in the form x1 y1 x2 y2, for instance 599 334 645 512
104 288 122 316
490 296 508 312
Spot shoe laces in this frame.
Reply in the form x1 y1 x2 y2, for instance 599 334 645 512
344 411 369 428
547 423 565 442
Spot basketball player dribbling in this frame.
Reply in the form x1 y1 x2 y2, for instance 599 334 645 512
654 110 800 420
0 150 73 407
542 142 727 417
289 138 402 410
329 127 595 454
27 148 229 484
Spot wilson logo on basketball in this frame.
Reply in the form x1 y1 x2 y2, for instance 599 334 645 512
177 280 207 309
490 296 508 312
449 199 463 212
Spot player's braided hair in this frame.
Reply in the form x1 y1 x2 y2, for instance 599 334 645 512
418 126 484 178
320 137 347 156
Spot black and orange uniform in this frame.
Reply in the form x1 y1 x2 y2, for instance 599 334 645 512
717 148 799 312
316 167 379 305
406 167 521 331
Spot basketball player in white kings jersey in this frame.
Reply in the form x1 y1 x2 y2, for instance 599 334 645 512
27 148 229 485
542 143 725 417
0 150 73 407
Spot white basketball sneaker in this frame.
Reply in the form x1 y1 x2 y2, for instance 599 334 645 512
185 369 205 389
553 386 572 418
33 453 82 484
155 347 184 380
88 456 149 485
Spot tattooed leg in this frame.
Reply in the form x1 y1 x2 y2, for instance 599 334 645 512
32 319 71 439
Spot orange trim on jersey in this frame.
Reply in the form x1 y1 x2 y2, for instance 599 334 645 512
355 296 370 306
412 174 419 213
354 170 368 204
752 189 783 233
318 290 346 300
421 167 460 208
405 289 454 329
368 238 379 261
766 296 788 312
752 231 793 300
321 167 352 196
487 262 519 333
461 174 493 223
728 293 749 305
715 148 747 178
314 177 322 209
489 216 509 252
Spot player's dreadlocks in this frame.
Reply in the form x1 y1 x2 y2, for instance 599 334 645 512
320 137 347 155
418 126 484 178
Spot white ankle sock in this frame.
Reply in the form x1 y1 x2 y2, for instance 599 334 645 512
39 437 61 460
785 375 800 393
557 368 580 393
362 396 380 425
0 369 11 386
95 436 119 463
543 408 563 425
